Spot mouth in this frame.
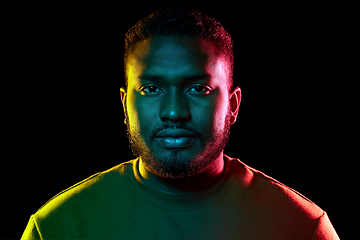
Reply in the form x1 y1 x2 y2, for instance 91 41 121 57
155 137 196 149
154 129 197 149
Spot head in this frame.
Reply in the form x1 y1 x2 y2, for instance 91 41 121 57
121 8 241 179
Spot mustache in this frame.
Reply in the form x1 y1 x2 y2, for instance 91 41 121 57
150 123 203 142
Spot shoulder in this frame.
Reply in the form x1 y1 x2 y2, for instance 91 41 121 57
226 155 324 221
33 160 136 224
225 156 338 239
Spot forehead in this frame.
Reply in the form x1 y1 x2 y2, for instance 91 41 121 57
126 36 226 83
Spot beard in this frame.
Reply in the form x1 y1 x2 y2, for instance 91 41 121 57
125 113 231 179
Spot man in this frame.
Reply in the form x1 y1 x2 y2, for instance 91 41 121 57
22 8 339 239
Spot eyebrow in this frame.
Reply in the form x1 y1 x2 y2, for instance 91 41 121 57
139 75 161 81
183 74 211 81
139 74 211 82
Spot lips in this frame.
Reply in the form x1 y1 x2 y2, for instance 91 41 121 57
155 129 197 138
154 129 197 149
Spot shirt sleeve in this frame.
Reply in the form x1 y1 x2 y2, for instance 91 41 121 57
21 215 42 240
311 212 340 240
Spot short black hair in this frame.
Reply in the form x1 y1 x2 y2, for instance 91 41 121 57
124 7 234 89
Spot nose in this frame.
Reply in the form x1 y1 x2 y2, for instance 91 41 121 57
159 90 191 123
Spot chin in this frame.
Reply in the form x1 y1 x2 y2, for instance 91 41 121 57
143 143 224 179
142 148 197 179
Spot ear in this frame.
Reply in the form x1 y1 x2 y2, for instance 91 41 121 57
120 87 128 122
229 87 241 125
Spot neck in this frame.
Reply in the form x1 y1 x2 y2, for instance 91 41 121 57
139 152 225 195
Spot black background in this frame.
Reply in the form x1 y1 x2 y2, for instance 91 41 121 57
3 2 349 239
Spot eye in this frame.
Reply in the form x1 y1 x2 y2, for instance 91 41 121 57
187 85 212 95
139 85 162 95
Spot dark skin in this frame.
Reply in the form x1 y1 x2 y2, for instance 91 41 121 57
121 36 241 194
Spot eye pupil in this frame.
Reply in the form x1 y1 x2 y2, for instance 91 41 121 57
148 86 156 92
195 86 203 92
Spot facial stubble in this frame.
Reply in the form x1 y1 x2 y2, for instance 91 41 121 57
125 111 231 179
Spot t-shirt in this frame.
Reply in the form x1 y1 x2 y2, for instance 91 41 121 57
21 155 339 239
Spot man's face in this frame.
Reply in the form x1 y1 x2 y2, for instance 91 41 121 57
122 36 238 179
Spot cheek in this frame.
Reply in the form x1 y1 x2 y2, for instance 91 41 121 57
192 92 229 136
126 94 140 129
212 97 230 131
127 93 158 139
